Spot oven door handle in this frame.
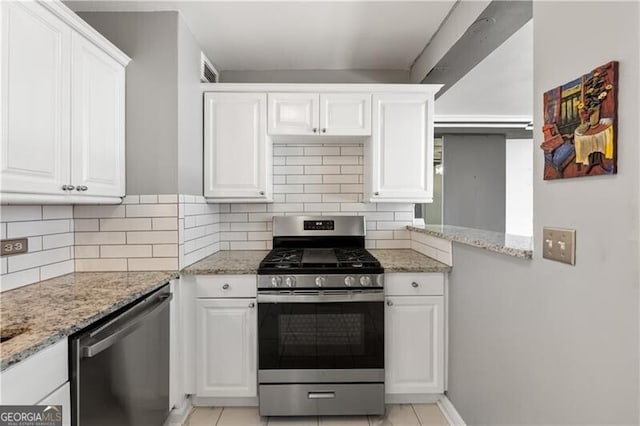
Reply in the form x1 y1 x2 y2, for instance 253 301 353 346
257 292 384 303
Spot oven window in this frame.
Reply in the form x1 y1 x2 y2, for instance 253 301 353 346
259 301 383 370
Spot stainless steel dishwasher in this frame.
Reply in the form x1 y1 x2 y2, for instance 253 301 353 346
70 284 172 426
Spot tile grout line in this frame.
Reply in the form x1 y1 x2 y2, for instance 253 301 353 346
410 403 423 426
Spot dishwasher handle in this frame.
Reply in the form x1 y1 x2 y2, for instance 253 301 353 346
81 293 172 358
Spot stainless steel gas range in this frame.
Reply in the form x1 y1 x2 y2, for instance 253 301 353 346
257 216 385 417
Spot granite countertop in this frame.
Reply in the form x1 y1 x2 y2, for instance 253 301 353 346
369 249 451 273
408 225 533 259
181 250 270 275
0 271 176 371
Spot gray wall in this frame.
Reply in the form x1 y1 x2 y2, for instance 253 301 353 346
442 134 506 232
220 69 409 83
177 17 204 195
80 12 179 194
80 12 204 195
446 2 639 424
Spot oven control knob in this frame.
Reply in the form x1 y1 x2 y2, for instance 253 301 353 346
359 275 372 287
285 276 296 288
315 276 326 287
271 276 282 287
344 276 356 287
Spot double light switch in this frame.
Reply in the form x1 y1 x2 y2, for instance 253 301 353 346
542 227 576 265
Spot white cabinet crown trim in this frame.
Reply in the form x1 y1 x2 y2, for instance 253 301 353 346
202 83 442 95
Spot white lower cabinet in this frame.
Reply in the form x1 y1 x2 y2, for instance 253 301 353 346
195 297 257 398
37 382 71 426
385 273 445 398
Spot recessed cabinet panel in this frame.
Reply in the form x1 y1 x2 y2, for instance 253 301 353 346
268 93 319 135
385 295 444 395
196 298 257 398
71 33 125 197
370 94 434 202
204 93 271 201
1 1 71 194
320 93 371 136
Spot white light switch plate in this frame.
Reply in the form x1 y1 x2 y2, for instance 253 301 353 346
542 227 576 265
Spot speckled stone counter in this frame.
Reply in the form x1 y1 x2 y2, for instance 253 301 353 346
408 225 533 259
369 249 451 273
0 271 176 371
181 250 270 275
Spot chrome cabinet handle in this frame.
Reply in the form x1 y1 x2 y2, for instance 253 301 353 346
222 283 230 290
259 191 265 195
249 302 255 308
411 282 419 288
76 185 88 191
374 192 380 196
322 128 327 133
67 185 75 191
62 185 69 191
312 128 317 133
386 300 393 306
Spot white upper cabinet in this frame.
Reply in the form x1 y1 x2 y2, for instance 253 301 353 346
367 93 435 203
204 92 272 202
1 1 71 196
269 92 371 136
320 93 371 136
268 93 319 135
71 32 125 197
0 0 129 204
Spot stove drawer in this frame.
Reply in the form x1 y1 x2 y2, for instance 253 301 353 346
385 273 444 296
193 275 257 298
259 383 384 416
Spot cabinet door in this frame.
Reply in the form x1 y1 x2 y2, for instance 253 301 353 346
204 93 271 201
320 93 371 136
1 1 71 195
196 298 257 397
370 94 434 202
71 32 125 197
385 296 444 395
268 93 319 135
37 382 70 426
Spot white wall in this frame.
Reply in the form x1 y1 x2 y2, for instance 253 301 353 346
446 2 639 424
220 69 409 84
505 139 533 236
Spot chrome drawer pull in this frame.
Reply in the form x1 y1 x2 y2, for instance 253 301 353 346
411 282 419 288
222 283 230 290
249 302 255 308
308 392 335 399
386 300 393 306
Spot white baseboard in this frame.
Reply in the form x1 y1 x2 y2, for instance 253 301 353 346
437 395 466 426
385 393 442 404
192 396 259 407
164 396 193 426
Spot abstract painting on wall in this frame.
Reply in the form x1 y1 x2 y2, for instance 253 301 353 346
540 61 618 180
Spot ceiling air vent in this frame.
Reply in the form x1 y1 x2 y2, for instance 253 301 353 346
200 52 219 83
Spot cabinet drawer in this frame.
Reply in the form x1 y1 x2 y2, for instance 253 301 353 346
193 275 257 298
384 273 444 296
0 339 68 405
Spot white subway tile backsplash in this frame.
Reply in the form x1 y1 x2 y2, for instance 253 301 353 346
75 245 100 258
152 217 178 230
286 193 322 203
1 268 40 292
274 146 304 156
43 233 74 250
139 194 159 204
0 205 42 222
230 204 267 213
74 205 125 218
323 174 359 184
340 165 363 174
74 219 99 232
76 258 128 272
153 244 178 257
122 195 140 204
40 260 74 281
127 231 178 244
304 184 340 193
128 257 179 271
100 218 152 232
76 232 126 245
230 241 267 250
305 165 341 175
42 206 73 220
305 146 340 156
287 156 322 165
286 175 323 184
274 165 304 175
230 222 267 231
8 247 71 273
101 245 152 258
322 156 360 165
28 236 43 252
7 219 70 238
274 184 304 194
126 204 177 218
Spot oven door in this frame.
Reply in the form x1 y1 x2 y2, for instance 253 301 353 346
257 290 384 384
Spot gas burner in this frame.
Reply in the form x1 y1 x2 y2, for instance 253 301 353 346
335 248 379 267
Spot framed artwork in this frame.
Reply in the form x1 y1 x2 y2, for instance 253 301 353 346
540 61 618 180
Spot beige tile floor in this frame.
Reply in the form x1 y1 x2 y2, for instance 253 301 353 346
185 404 449 426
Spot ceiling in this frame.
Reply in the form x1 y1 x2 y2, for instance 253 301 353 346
66 1 457 71
435 19 533 118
